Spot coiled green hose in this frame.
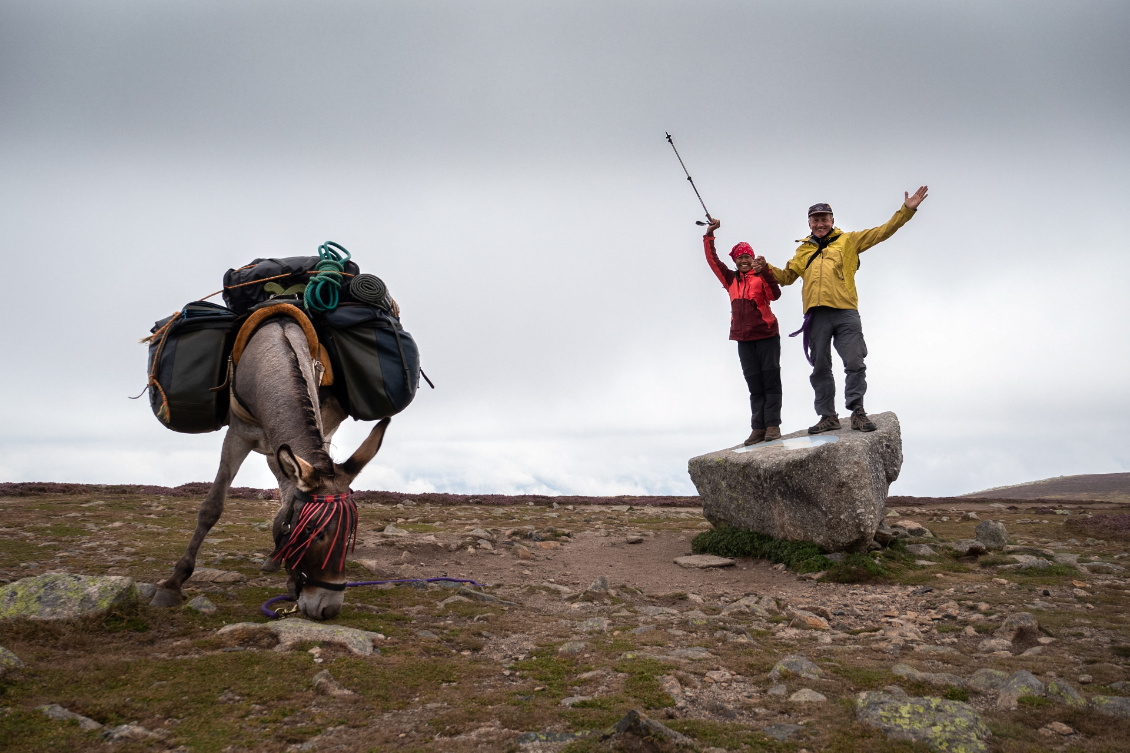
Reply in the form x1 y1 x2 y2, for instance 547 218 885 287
304 242 351 312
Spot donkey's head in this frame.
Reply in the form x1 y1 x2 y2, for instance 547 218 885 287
270 418 389 619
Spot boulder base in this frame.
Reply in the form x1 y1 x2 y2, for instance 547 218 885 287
688 412 902 552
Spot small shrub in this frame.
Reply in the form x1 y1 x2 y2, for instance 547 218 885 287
1018 695 1053 708
943 687 970 702
821 553 892 583
691 525 832 573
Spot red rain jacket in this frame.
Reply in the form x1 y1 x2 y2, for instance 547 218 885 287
704 235 781 341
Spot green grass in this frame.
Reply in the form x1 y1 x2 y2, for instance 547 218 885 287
612 657 676 710
691 524 831 573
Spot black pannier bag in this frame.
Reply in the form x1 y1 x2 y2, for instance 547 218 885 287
147 301 238 433
223 256 361 315
319 302 421 421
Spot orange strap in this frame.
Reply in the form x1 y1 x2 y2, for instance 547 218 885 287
231 303 333 387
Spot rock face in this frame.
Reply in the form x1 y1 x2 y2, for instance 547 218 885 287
0 574 139 620
688 412 902 552
975 520 1009 549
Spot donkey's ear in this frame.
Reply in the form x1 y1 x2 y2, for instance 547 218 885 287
340 418 390 481
277 444 320 492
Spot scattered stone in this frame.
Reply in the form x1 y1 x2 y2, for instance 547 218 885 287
0 574 139 620
906 544 936 556
789 688 827 703
913 644 960 656
600 709 697 750
994 612 1040 650
961 512 980 521
856 691 991 753
789 610 830 630
580 617 609 633
0 646 25 673
625 535 644 545
968 669 1007 693
187 568 247 584
688 412 903 552
560 695 594 707
39 704 102 731
769 654 822 681
999 555 1050 570
671 647 713 660
977 638 1013 653
217 618 383 656
1091 696 1130 718
135 582 157 600
313 670 356 697
674 555 735 569
975 520 1010 549
767 684 787 697
892 663 965 688
1046 678 1086 708
946 539 988 557
103 723 168 742
558 641 587 655
1081 561 1126 574
184 595 217 615
762 723 804 741
891 519 931 537
996 670 1044 709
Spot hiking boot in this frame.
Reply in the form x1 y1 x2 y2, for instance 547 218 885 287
808 415 840 434
743 428 766 446
851 407 877 432
764 426 781 442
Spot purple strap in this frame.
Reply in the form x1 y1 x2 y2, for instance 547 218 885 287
788 311 815 366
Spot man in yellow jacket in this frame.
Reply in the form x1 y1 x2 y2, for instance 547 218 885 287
770 186 928 434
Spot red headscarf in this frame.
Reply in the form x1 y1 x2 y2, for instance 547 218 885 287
729 242 754 261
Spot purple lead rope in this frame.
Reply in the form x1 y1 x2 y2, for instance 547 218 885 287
788 311 815 366
260 576 486 619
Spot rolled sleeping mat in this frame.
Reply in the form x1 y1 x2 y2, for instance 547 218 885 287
349 273 391 311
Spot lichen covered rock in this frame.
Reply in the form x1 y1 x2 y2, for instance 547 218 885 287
856 690 991 753
1091 695 1130 718
0 574 138 621
688 412 902 552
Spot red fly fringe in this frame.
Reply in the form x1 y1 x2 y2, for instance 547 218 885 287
273 492 357 571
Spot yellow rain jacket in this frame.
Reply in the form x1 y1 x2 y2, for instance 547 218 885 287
771 204 916 312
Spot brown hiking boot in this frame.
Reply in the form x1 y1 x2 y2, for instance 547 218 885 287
764 426 781 442
743 429 766 446
807 415 840 434
851 407 877 432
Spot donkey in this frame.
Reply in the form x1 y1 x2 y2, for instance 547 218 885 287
150 313 388 619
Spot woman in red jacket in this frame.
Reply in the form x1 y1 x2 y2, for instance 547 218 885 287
704 218 783 445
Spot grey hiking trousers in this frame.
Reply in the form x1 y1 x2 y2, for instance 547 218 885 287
808 306 867 417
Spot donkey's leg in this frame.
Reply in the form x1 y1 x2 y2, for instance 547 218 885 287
151 429 254 607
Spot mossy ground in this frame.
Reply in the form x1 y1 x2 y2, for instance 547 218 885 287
0 491 1128 751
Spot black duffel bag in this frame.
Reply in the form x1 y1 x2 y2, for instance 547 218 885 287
222 256 361 315
318 302 421 421
147 301 238 433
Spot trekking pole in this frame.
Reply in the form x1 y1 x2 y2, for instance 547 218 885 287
665 132 713 226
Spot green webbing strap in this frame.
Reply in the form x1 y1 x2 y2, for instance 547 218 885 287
304 241 352 312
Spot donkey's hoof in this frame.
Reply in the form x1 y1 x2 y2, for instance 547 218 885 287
149 588 183 608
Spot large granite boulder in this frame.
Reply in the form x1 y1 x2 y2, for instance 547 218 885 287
0 573 139 620
688 412 902 552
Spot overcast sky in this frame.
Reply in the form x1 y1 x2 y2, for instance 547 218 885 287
2 1 1127 498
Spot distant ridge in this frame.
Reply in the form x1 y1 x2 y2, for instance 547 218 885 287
961 472 1130 503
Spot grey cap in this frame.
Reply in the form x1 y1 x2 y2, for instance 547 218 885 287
808 203 833 217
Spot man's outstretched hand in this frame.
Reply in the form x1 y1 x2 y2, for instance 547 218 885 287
904 186 928 210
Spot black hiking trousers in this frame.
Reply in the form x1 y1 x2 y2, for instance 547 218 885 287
738 335 782 430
